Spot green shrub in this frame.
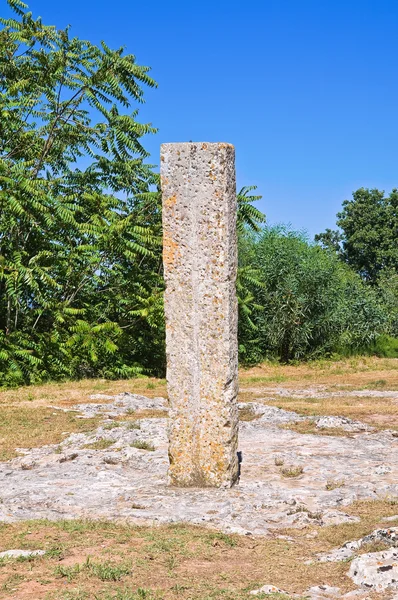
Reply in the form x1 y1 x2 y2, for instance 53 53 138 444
372 335 398 358
238 226 389 363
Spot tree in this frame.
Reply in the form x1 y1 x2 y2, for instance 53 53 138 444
239 226 388 363
316 188 398 283
0 0 268 386
314 228 342 254
0 0 161 385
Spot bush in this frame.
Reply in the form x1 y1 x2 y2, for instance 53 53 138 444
372 335 398 358
238 226 389 363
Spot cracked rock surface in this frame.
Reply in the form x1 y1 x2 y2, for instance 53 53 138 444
348 548 398 590
0 392 397 536
314 527 398 563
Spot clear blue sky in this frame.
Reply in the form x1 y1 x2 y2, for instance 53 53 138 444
8 0 398 237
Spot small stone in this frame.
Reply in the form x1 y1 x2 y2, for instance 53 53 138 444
0 549 45 559
374 465 392 475
59 453 78 463
321 510 360 526
104 456 119 465
317 546 356 563
250 584 289 595
382 515 398 523
316 416 372 432
20 462 36 470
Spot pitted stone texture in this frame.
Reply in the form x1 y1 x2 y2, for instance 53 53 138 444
348 548 398 590
1 393 398 535
161 142 239 488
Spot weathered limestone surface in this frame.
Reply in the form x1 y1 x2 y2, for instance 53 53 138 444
161 142 239 487
1 391 398 534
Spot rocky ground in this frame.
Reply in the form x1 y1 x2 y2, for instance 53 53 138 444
1 386 398 597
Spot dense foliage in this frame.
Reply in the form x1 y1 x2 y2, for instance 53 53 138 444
238 227 389 363
315 188 398 348
316 188 398 284
0 0 165 385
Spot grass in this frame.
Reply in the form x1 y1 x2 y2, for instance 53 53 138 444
130 441 155 451
127 422 141 430
280 465 304 478
280 419 352 438
0 406 99 461
83 439 114 451
325 479 345 491
55 557 132 582
103 422 123 430
0 499 397 599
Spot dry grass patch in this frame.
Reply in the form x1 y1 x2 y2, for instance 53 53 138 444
280 465 304 478
239 356 398 389
116 409 168 422
83 439 115 451
0 407 99 461
281 419 353 437
325 479 345 491
130 441 155 451
238 406 259 421
0 377 167 409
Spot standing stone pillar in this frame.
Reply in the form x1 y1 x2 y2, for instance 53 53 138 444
161 142 239 488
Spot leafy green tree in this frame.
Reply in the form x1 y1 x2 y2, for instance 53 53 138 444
0 0 268 386
0 0 161 385
239 226 387 362
314 228 342 253
316 188 398 283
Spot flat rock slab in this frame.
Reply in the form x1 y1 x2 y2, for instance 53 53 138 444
0 393 397 535
315 416 374 432
348 548 398 590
